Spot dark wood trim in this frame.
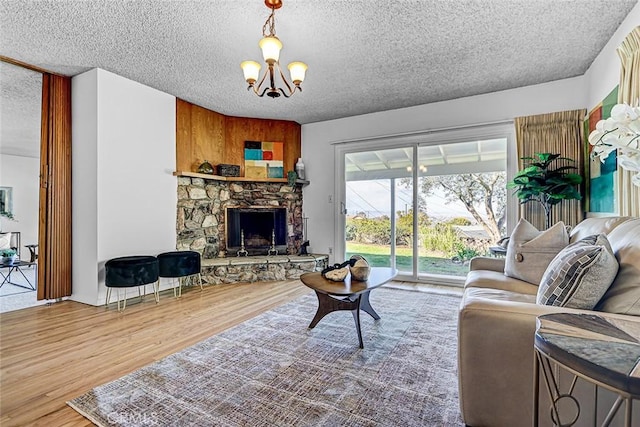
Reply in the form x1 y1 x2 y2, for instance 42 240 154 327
0 55 65 77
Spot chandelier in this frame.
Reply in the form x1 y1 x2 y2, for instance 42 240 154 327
240 0 308 98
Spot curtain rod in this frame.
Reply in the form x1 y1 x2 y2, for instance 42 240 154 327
330 119 514 145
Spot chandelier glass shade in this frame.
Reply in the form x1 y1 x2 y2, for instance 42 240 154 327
241 0 307 98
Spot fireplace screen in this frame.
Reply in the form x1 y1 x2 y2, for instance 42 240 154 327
226 207 287 255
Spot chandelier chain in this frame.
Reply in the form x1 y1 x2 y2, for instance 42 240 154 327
262 7 277 37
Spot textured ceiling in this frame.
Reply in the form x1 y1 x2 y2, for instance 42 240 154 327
0 61 42 158
0 0 637 158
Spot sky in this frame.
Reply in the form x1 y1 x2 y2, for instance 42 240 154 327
346 179 473 221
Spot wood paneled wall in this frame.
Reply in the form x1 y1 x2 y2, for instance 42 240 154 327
176 99 301 176
38 73 72 300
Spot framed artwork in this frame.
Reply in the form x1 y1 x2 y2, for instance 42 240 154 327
584 86 618 213
0 187 13 216
244 141 284 179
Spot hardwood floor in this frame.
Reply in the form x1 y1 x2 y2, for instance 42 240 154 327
0 280 312 426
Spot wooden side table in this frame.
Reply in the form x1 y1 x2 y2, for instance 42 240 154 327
534 313 640 426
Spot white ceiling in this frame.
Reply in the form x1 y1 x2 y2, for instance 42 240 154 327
0 0 637 158
0 62 42 158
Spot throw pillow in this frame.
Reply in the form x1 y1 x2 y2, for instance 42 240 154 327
0 232 11 250
504 219 569 285
537 234 618 309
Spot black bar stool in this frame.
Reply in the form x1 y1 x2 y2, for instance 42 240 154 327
157 251 203 298
105 255 159 311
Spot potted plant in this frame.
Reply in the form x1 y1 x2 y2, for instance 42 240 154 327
508 153 583 229
1 248 17 266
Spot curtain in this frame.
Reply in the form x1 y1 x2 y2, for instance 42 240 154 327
616 26 640 217
514 109 586 230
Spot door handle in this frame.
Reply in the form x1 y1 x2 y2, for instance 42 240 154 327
340 202 347 215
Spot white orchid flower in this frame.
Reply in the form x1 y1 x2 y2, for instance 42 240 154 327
589 103 640 186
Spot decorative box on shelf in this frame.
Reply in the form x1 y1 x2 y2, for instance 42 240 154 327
217 164 240 177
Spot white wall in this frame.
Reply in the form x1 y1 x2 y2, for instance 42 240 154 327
585 2 640 109
72 69 99 305
302 77 588 262
72 68 177 306
0 154 39 253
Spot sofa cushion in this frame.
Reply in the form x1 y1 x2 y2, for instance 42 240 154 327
569 216 632 243
465 270 538 295
596 219 640 315
504 219 569 285
537 234 618 309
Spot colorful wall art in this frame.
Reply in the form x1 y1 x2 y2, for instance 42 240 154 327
584 86 618 213
244 141 284 179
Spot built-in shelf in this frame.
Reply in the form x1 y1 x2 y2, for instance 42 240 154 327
174 171 310 185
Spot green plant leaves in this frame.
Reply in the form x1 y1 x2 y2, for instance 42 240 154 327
507 152 583 226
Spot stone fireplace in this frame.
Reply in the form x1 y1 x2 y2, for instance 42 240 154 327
175 176 326 284
176 177 304 257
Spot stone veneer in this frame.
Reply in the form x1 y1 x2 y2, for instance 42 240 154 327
176 176 304 258
176 176 327 284
201 254 328 285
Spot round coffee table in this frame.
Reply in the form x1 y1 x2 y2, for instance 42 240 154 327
300 267 397 348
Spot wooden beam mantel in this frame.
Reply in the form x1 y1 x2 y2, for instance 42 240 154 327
174 170 309 185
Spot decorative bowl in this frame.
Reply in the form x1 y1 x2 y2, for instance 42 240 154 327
349 255 371 281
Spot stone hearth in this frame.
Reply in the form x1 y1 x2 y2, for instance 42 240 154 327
201 254 328 285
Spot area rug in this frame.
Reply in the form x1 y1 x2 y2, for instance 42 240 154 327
68 288 464 426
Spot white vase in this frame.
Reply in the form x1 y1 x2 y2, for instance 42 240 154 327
295 158 305 180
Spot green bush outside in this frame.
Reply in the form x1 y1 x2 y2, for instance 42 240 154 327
345 215 481 277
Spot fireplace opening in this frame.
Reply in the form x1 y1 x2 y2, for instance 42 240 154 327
226 207 288 255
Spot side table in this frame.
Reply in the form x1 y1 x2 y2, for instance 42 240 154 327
534 313 640 426
0 260 37 290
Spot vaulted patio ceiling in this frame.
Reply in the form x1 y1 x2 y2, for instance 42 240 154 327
345 139 507 181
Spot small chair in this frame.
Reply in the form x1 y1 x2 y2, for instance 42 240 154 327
157 251 202 298
25 244 38 263
105 255 159 311
489 236 509 257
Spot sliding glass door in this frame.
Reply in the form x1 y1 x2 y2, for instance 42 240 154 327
344 148 414 274
415 139 507 279
340 129 512 284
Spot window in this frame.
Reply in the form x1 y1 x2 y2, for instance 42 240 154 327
337 124 515 285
